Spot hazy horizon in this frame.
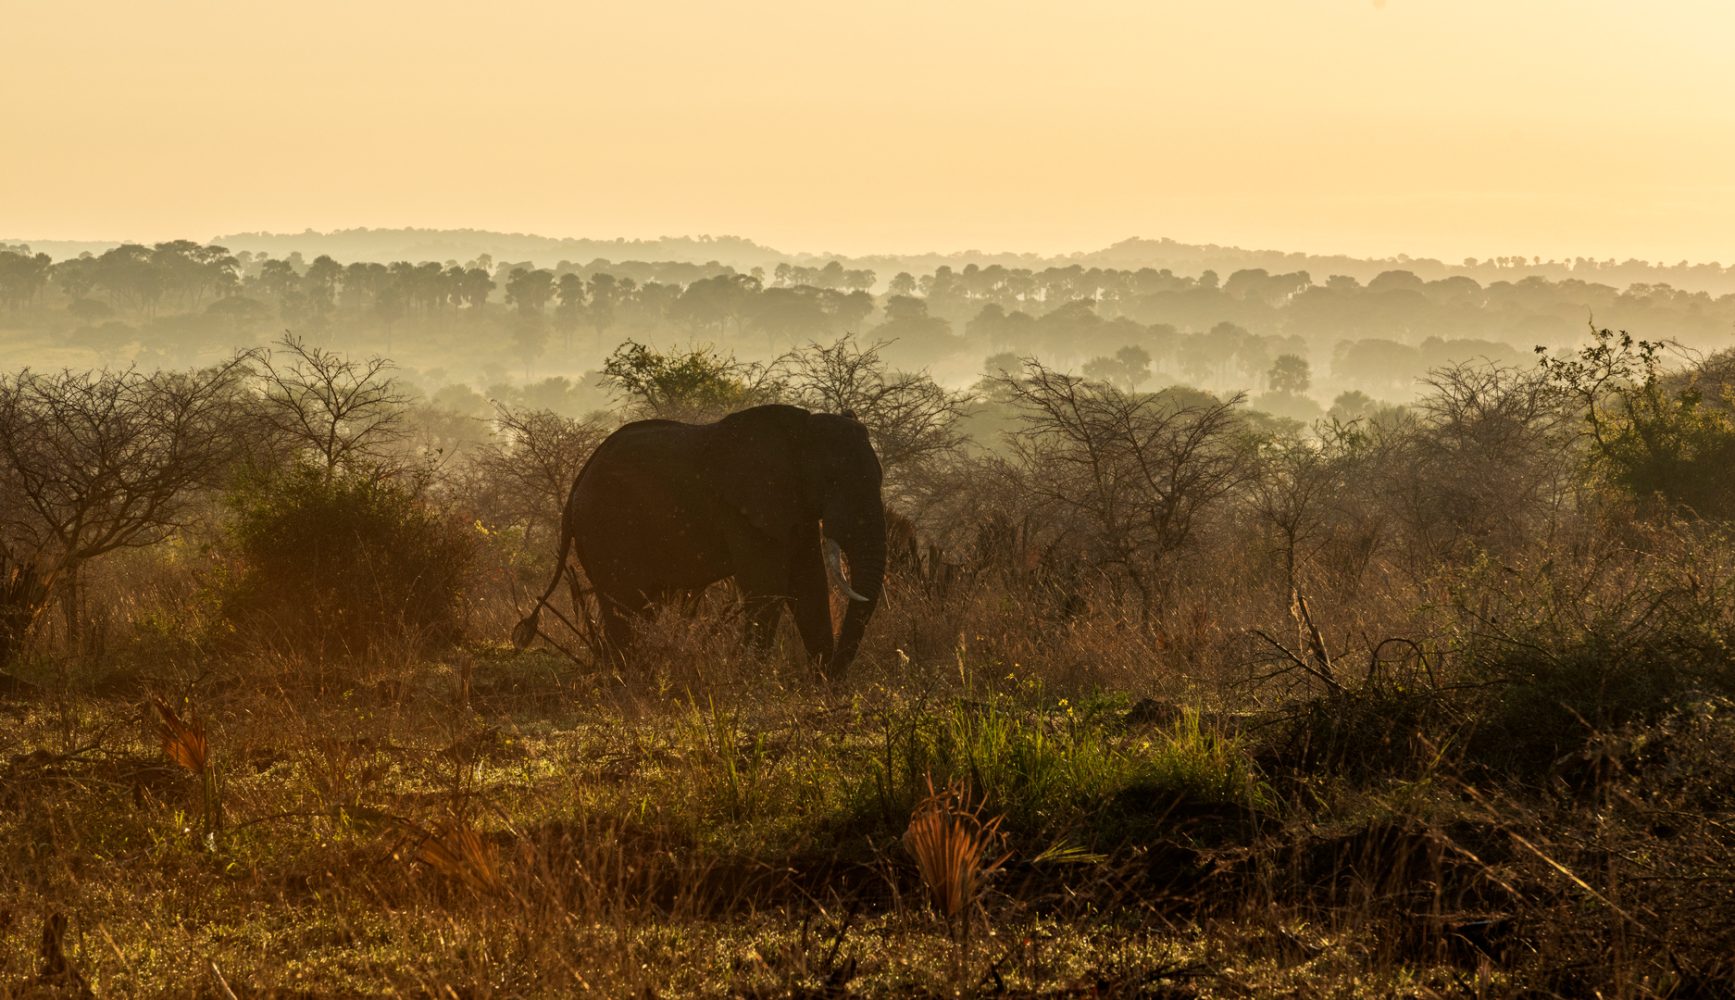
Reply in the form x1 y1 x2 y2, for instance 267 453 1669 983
9 1 1735 265
6 226 1732 270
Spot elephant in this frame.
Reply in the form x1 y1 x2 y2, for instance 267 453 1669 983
513 404 887 673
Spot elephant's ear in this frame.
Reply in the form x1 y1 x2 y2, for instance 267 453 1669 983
710 405 818 542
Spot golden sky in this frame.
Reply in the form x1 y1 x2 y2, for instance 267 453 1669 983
5 0 1734 262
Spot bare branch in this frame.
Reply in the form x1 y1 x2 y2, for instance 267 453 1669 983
253 334 410 476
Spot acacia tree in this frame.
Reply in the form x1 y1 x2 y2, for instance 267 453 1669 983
1247 433 1347 596
1539 328 1735 518
585 273 623 349
1396 361 1577 565
1082 345 1153 393
504 267 556 315
600 340 779 423
553 273 587 350
1268 354 1311 394
995 360 1250 617
222 339 473 663
0 251 53 310
0 356 255 643
1241 426 1388 689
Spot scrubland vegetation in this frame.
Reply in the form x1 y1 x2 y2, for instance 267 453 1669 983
6 240 1735 995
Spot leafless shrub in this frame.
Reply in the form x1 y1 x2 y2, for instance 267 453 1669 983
992 361 1252 619
1392 362 1580 569
1240 425 1404 693
253 333 410 476
468 405 611 548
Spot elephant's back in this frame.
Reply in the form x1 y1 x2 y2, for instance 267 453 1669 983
569 420 730 589
577 420 704 496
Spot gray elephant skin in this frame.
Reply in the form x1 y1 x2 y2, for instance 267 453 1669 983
513 404 887 673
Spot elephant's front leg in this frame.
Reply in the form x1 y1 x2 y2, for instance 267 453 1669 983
786 536 836 664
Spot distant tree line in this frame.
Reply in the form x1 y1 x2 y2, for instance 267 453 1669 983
7 241 1735 420
173 227 1735 297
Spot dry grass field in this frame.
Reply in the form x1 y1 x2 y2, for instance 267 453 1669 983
6 518 1735 998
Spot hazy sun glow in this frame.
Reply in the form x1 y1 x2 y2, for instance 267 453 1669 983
6 0 1733 260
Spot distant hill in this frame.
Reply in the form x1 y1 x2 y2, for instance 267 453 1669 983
1076 237 1441 281
1 238 136 260
206 228 793 273
8 228 1734 295
203 230 1473 285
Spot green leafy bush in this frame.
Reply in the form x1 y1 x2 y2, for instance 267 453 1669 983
600 340 775 421
220 468 472 663
1541 328 1735 518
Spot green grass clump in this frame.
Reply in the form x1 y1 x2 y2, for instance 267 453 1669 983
1135 708 1270 809
849 675 1267 850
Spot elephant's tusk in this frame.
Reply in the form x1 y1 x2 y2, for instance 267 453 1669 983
825 539 870 602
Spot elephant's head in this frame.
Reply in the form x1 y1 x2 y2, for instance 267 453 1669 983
805 409 886 671
714 404 886 672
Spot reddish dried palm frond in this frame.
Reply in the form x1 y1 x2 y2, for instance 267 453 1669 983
902 775 1010 923
416 818 506 895
151 695 209 775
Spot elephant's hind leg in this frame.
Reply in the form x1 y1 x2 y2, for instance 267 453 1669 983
595 591 650 669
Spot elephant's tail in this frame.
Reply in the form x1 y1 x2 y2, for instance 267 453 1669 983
512 477 584 650
511 535 570 650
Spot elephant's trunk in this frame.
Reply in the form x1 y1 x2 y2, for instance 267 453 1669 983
824 501 885 673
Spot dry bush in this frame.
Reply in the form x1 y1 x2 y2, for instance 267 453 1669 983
252 334 410 475
0 544 49 667
463 405 611 550
453 405 613 644
775 335 968 501
1445 514 1735 776
989 362 1252 620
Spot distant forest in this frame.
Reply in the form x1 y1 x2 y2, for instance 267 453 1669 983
5 235 1735 427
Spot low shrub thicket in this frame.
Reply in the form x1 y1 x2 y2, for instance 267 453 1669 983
1262 517 1735 792
1450 522 1735 779
217 467 473 664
